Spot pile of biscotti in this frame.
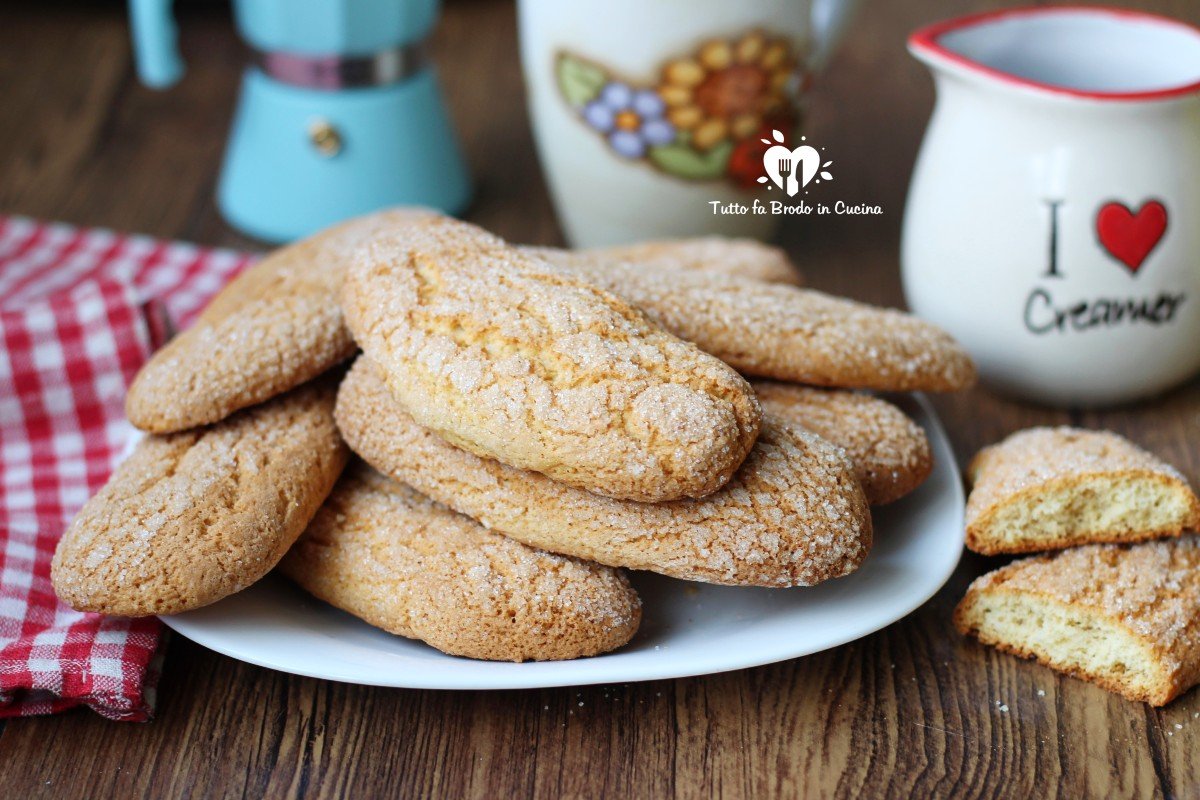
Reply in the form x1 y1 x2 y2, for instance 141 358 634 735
955 427 1200 705
50 208 976 662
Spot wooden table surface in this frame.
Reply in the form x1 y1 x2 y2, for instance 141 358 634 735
3 1 1200 797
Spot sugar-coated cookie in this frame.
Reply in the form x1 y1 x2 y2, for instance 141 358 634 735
752 381 932 505
535 251 976 393
52 378 348 616
340 213 760 503
335 358 871 587
954 536 1200 706
280 463 641 662
965 427 1200 555
582 237 803 285
126 208 435 433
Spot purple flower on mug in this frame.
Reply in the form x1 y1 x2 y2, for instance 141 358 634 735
583 82 676 158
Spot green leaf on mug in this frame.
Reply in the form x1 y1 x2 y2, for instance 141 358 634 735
557 54 607 107
648 140 734 181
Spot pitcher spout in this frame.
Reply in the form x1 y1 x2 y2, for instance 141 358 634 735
909 7 1200 103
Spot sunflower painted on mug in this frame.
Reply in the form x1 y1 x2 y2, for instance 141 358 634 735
556 31 802 184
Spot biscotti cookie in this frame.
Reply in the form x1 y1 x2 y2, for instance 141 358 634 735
954 537 1200 706
584 237 803 285
280 463 641 662
336 358 870 587
52 378 348 617
340 213 761 503
965 427 1200 555
126 208 435 433
752 381 932 505
533 251 976 393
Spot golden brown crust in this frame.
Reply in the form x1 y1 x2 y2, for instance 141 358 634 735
125 209 435 433
52 378 349 617
335 358 871 587
340 213 761 503
752 381 932 505
280 464 642 662
582 237 803 285
954 537 1200 706
965 427 1200 555
534 251 976 393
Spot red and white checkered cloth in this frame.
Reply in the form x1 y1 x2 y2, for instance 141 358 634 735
0 216 257 721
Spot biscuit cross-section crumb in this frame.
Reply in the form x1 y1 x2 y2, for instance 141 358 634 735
340 214 761 503
965 426 1200 555
280 463 642 662
955 536 1200 706
336 358 871 588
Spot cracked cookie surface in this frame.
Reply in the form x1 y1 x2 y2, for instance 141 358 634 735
126 208 434 433
53 377 348 616
965 426 1200 555
336 358 870 587
281 463 641 662
955 536 1200 705
753 381 932 505
341 214 761 502
536 251 976 393
581 237 802 285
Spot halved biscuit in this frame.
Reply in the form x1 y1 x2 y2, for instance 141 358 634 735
53 377 348 617
280 463 642 662
335 358 871 588
965 427 1200 555
340 213 760 503
582 237 803 285
752 381 932 505
954 537 1200 706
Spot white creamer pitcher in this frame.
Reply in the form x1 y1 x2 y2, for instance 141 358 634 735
903 7 1200 407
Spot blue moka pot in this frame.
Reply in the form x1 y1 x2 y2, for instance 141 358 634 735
129 0 471 242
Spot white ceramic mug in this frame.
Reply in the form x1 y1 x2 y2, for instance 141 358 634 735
903 7 1200 407
518 0 861 247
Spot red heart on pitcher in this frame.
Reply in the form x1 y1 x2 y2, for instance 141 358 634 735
1096 200 1168 273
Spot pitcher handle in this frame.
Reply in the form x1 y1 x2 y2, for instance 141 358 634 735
128 0 184 88
808 0 862 71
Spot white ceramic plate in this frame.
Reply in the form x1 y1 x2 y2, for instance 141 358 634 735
162 394 964 689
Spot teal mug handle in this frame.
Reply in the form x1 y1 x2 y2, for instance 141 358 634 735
128 0 184 88
809 0 862 71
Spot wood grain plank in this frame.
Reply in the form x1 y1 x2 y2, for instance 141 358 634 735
0 9 129 212
1080 381 1200 795
0 5 237 239
1 0 1199 798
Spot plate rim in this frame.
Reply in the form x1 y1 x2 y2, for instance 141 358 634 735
161 393 964 689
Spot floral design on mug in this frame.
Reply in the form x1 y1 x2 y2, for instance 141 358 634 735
557 30 803 185
582 83 676 159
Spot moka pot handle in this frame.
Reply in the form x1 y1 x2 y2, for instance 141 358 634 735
129 0 184 88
